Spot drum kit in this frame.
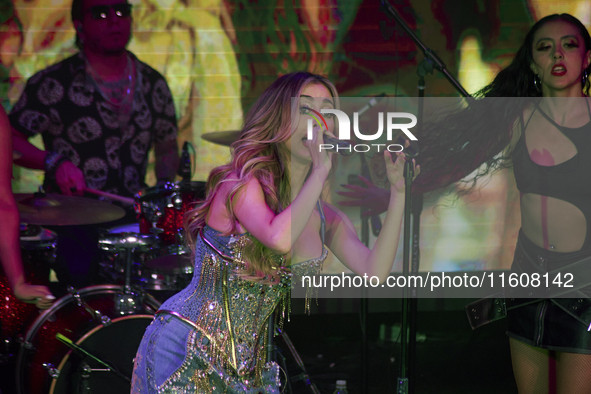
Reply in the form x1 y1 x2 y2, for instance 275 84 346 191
1 134 244 394
1 133 324 394
0 180 205 394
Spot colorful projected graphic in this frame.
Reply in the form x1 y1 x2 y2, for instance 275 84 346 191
3 0 589 273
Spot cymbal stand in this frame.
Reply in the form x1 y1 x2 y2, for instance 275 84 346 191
117 239 143 315
99 233 158 314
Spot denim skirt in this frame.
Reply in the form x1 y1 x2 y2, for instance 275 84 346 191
131 313 281 393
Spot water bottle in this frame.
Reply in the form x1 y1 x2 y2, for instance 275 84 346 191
332 380 348 394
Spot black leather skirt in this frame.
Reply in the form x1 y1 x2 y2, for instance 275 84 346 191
507 230 591 354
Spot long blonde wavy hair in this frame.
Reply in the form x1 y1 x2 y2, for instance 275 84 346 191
185 72 339 282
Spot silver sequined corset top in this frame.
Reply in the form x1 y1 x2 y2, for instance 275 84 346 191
291 246 328 280
158 226 290 375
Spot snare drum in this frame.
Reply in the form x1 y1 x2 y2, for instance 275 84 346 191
16 285 160 394
0 225 56 361
99 223 159 288
135 181 205 275
99 222 191 291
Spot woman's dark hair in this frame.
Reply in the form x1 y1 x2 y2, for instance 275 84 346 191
414 14 591 195
479 13 591 98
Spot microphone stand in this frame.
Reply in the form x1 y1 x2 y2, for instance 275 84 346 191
359 152 384 394
346 169 370 394
379 1 471 393
380 1 470 98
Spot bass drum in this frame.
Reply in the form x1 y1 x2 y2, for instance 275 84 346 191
16 285 160 394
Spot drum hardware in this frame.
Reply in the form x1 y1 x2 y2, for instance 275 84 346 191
134 181 205 289
176 227 185 240
98 224 167 291
99 231 160 294
19 338 34 351
79 363 91 393
149 226 164 235
16 284 159 394
99 233 159 315
178 141 192 181
1 338 15 364
117 243 143 315
97 180 205 292
171 192 183 209
56 333 131 383
43 363 60 379
114 290 144 316
67 287 111 326
118 248 146 314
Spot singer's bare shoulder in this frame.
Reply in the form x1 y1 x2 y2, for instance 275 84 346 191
207 172 265 235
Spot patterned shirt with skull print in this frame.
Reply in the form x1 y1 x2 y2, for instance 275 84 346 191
10 52 178 198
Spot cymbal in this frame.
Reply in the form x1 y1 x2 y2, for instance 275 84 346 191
15 193 125 226
201 130 241 146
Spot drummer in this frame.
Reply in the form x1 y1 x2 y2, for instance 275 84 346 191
10 0 179 289
0 106 54 309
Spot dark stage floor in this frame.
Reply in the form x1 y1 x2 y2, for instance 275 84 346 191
280 302 517 394
0 298 517 394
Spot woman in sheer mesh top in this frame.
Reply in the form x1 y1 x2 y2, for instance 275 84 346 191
339 13 591 394
497 14 591 393
130 72 418 393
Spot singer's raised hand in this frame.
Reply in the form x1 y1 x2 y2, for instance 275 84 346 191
385 149 420 194
303 125 333 173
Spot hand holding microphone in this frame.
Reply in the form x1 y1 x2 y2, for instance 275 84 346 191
304 122 335 173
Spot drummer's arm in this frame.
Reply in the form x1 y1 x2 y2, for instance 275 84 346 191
2 121 32 286
12 128 85 196
0 111 53 308
0 193 28 297
0 182 55 309
12 128 46 170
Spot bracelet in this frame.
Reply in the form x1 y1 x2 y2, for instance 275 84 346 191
44 151 63 172
44 151 70 178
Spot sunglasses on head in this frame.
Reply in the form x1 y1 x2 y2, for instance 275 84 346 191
86 3 132 20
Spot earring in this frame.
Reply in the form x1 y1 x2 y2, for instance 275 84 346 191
533 74 541 92
583 69 589 86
